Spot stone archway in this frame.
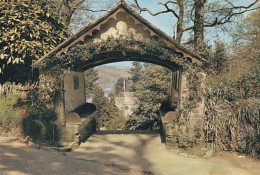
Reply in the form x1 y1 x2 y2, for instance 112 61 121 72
32 1 207 143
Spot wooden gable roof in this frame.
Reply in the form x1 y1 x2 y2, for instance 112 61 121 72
33 0 206 67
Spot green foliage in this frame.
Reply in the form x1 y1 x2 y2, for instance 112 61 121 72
209 42 229 75
204 10 260 158
80 117 96 142
233 9 260 47
181 65 204 113
44 34 187 70
92 86 125 130
0 83 23 135
92 86 109 110
23 109 57 141
114 77 131 95
129 61 142 91
205 86 260 157
0 0 68 82
21 73 62 143
127 64 172 130
114 78 124 95
84 68 99 99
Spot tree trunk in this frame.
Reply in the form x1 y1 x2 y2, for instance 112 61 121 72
194 0 206 51
59 0 85 26
176 0 184 43
60 0 74 26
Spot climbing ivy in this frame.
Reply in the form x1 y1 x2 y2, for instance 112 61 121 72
181 64 205 114
39 34 189 69
21 66 64 144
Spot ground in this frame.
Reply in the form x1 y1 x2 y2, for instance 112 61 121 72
1 133 260 175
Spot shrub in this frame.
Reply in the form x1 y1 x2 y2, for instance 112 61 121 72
0 83 23 135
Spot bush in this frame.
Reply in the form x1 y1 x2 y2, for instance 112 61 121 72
205 70 260 158
125 116 161 130
22 109 58 141
80 116 96 142
0 83 23 135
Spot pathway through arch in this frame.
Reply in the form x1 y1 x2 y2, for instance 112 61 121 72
66 132 260 175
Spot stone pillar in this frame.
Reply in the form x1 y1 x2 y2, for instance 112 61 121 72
166 68 208 153
63 71 85 112
161 111 179 147
39 70 66 126
171 67 182 109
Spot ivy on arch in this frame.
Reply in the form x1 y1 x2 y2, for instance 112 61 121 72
39 35 192 71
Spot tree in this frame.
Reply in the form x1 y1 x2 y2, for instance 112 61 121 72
114 77 124 95
92 86 109 110
0 0 68 83
129 61 142 91
134 0 259 51
204 11 260 156
229 9 260 98
209 41 229 75
127 64 171 130
51 0 117 30
84 68 99 99
232 9 260 65
114 77 131 95
92 86 125 130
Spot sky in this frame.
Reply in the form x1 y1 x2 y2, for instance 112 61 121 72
89 0 178 67
79 0 256 67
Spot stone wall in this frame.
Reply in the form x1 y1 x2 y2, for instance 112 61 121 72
161 70 210 156
64 71 85 112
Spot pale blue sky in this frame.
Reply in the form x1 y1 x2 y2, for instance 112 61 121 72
94 0 177 67
83 0 256 67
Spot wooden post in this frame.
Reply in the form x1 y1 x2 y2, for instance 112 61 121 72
171 67 182 109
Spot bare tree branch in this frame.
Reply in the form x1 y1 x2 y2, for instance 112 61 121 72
158 1 179 18
208 0 259 13
216 7 259 25
134 0 179 19
224 0 259 10
75 7 107 12
184 0 259 32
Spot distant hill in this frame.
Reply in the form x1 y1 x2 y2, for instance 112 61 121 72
95 66 131 89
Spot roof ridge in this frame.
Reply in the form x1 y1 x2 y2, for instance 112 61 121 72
33 0 207 68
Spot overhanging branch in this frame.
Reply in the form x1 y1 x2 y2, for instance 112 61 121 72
134 0 179 19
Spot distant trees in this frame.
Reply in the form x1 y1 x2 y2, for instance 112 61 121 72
114 78 124 95
114 77 132 95
113 61 142 95
92 86 125 130
209 41 229 75
126 64 171 130
129 61 142 91
84 68 99 99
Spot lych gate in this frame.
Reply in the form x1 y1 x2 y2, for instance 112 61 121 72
33 1 207 141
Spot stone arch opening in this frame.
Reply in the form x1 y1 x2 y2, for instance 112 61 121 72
82 60 175 131
32 0 207 142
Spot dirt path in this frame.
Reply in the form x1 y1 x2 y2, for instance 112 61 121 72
1 134 260 175
0 137 131 175
67 133 260 175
